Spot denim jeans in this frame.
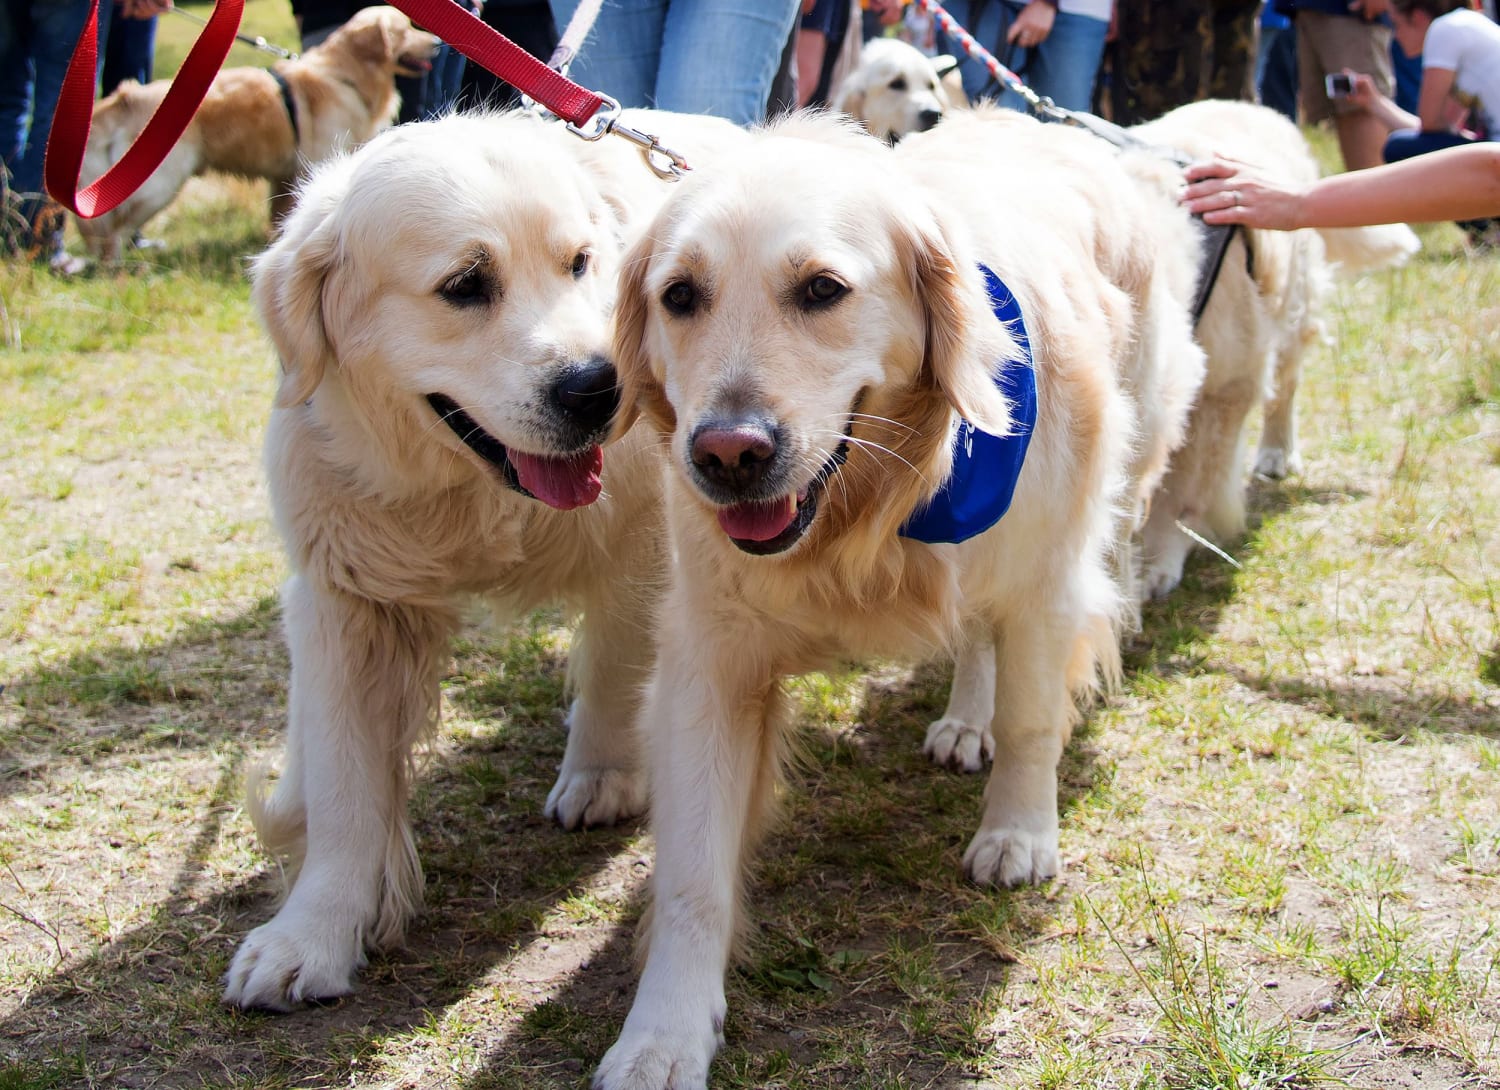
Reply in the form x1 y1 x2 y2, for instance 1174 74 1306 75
1382 127 1478 163
938 0 1109 114
546 0 801 125
0 0 99 245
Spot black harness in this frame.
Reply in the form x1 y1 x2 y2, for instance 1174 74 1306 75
269 65 301 147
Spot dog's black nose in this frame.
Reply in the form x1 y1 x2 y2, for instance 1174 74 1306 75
917 107 944 131
690 417 779 493
552 358 621 434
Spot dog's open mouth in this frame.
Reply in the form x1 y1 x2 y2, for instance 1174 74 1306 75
427 392 603 510
717 437 850 556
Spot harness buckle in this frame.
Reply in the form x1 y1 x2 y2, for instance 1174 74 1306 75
565 94 691 180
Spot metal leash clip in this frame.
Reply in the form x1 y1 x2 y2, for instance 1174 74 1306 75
566 95 691 180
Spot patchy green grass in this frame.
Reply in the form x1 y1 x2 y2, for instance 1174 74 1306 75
2 118 1498 1089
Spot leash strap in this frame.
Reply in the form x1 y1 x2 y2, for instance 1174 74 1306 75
46 0 244 218
46 0 612 218
547 0 605 76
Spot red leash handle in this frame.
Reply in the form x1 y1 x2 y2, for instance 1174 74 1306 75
46 0 609 219
46 0 244 218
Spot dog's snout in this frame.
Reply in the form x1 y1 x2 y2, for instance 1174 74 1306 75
552 358 621 434
690 419 779 492
917 107 944 131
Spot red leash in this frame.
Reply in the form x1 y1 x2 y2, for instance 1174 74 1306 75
45 0 614 218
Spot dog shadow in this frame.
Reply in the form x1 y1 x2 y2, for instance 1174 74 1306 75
0 601 650 1088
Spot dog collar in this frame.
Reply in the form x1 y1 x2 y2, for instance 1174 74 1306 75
270 65 301 146
898 263 1036 545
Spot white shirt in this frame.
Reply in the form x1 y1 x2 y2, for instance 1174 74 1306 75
1059 0 1113 20
1423 7 1500 136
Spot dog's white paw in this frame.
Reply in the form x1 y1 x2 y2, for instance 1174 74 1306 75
1143 559 1184 601
545 766 647 830
963 825 1060 887
922 716 992 772
1253 445 1302 480
592 1018 721 1090
222 916 364 1011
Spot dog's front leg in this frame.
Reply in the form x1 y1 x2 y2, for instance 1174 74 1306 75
924 624 998 772
963 608 1077 887
544 538 659 830
593 611 782 1090
223 576 450 1011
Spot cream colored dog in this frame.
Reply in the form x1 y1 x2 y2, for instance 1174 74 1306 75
78 6 439 263
832 36 961 142
591 108 1205 1088
1128 99 1420 599
928 101 1421 774
222 108 744 1012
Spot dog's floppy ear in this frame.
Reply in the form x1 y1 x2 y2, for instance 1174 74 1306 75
610 229 676 443
895 204 1015 436
831 74 866 125
251 163 351 408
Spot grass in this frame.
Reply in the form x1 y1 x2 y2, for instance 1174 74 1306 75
3 77 1500 1090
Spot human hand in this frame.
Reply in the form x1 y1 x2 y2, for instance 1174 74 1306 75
1348 0 1390 20
1180 156 1308 231
122 0 170 16
1006 0 1055 48
1345 70 1383 110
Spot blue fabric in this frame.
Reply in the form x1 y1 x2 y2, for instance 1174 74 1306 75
546 0 802 125
1383 126 1479 162
900 265 1036 546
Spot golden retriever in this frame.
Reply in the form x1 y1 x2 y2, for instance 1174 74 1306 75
591 107 1205 1088
221 108 745 1012
832 36 961 142
928 103 1419 770
1124 100 1419 598
77 6 438 264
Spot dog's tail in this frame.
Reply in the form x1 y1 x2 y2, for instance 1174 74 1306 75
1316 222 1421 277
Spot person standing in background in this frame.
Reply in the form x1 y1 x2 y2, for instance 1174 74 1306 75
545 0 803 125
938 0 1112 113
1256 0 1299 120
1277 0 1393 169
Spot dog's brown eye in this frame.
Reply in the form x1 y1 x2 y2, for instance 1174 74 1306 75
889 77 908 92
440 268 494 308
570 251 590 278
662 280 697 316
802 275 848 308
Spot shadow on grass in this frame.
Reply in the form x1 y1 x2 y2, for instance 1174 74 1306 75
0 601 649 1089
456 659 1089 1088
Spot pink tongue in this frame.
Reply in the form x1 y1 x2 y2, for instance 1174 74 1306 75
509 446 604 510
717 495 798 541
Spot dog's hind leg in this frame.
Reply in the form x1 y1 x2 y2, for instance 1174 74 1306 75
543 542 658 830
924 625 997 772
223 575 451 1011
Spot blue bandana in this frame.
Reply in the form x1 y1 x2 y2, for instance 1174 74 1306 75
898 263 1036 545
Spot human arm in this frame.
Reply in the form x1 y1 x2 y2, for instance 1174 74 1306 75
1346 70 1420 131
1180 145 1500 229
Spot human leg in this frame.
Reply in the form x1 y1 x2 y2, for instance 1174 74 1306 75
1027 9 1108 112
547 0 665 110
653 0 802 124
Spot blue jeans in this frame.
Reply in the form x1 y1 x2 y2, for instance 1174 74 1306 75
1255 22 1298 122
102 8 157 95
546 0 801 125
1383 127 1478 163
937 0 1108 114
0 0 100 202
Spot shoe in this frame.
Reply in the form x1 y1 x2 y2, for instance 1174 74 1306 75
1459 217 1499 251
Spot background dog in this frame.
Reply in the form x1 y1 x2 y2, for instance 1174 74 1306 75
832 36 962 143
77 6 438 264
221 109 744 1012
1125 100 1420 598
591 109 1203 1088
